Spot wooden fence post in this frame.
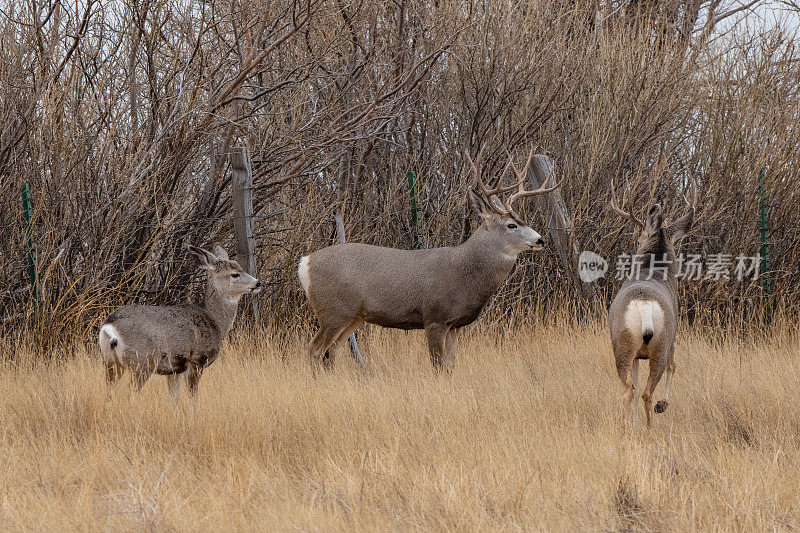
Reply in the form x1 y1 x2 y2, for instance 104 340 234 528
333 212 367 369
230 146 259 322
526 156 599 307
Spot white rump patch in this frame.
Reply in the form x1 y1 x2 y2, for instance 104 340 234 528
298 256 311 294
98 323 120 360
624 300 664 339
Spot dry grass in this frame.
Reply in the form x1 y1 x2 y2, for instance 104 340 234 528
1 320 799 531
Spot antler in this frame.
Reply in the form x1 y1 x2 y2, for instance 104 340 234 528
467 146 518 215
669 175 699 230
610 179 646 229
505 149 560 212
468 147 560 215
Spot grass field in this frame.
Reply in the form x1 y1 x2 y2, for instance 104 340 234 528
0 320 798 531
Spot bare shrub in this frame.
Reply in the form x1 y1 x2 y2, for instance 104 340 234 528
1 1 798 343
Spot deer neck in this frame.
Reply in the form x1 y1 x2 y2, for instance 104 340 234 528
636 229 678 283
458 227 519 288
202 282 240 337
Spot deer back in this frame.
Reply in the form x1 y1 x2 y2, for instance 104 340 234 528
303 235 516 329
103 304 221 363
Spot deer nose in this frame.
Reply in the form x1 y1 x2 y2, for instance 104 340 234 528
536 237 545 247
255 281 262 288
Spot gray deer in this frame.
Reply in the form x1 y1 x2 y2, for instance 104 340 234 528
609 179 697 427
99 244 261 397
298 149 559 370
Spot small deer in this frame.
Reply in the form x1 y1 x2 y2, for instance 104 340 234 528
608 179 697 427
299 149 558 370
98 244 261 397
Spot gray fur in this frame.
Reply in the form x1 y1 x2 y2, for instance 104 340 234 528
300 184 549 370
610 193 696 427
98 244 261 397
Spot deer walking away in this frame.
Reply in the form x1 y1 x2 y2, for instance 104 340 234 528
608 179 698 427
299 150 559 370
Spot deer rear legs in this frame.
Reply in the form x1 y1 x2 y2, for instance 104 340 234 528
615 340 640 427
618 362 637 426
654 357 675 414
641 360 667 428
326 318 363 368
425 323 453 370
308 318 362 370
623 358 641 425
445 328 459 367
105 360 125 384
167 373 182 399
130 365 152 391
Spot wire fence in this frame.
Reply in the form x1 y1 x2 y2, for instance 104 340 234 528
2 173 797 345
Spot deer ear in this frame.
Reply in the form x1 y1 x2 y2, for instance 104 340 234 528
644 203 664 230
212 243 230 262
668 208 694 243
187 245 218 270
468 187 494 222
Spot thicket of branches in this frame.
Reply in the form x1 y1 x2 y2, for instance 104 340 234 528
1 0 799 340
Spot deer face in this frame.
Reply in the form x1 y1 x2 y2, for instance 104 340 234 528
188 244 262 299
494 213 546 252
466 148 558 256
213 258 262 297
468 188 546 253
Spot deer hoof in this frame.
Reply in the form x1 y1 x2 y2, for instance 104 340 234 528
654 400 668 414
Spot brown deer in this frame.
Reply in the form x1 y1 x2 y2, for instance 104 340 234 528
299 149 559 370
99 244 261 397
609 179 698 427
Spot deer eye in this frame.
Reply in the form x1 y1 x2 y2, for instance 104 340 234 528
507 223 517 229
231 273 240 279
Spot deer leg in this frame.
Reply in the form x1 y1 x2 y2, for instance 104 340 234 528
105 360 125 384
425 323 449 369
641 361 666 428
615 341 638 427
444 328 459 368
309 323 348 370
631 358 640 392
655 357 675 414
185 363 203 395
326 318 364 368
167 373 182 399
620 367 636 427
130 365 152 391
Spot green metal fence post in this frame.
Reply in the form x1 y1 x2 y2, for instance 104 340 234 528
408 171 422 249
21 183 39 305
758 167 772 325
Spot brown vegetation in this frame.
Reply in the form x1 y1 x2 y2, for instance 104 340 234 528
2 3 799 530
0 321 798 530
2 1 799 340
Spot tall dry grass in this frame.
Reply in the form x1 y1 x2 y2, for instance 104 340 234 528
1 319 798 530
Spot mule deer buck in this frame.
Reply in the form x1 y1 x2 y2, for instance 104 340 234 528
609 179 698 427
99 244 261 397
299 149 558 370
